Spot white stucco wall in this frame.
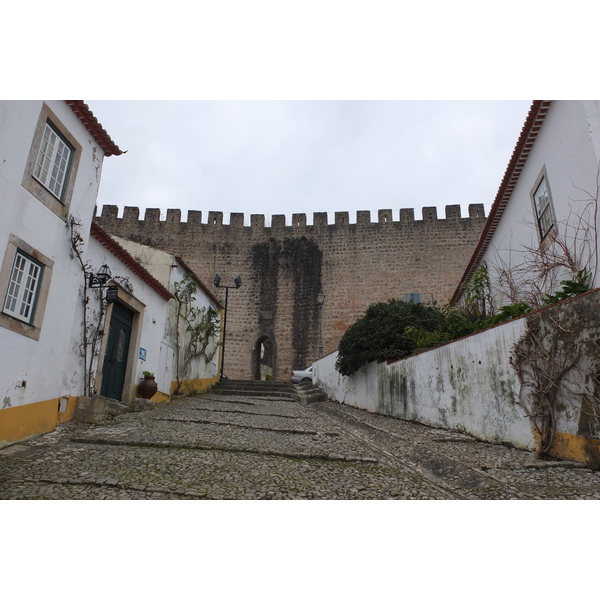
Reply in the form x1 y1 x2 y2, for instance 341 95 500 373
110 237 221 382
0 101 105 410
84 236 173 396
484 100 600 304
314 316 536 451
165 260 220 382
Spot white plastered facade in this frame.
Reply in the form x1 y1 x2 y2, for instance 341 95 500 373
482 101 600 306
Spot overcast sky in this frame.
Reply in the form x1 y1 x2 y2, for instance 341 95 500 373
90 100 532 226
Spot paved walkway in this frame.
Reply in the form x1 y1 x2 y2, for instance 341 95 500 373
2 392 600 499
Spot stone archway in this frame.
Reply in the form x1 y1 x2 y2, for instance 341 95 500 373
252 335 274 380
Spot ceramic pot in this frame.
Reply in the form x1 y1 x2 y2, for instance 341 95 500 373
138 375 158 399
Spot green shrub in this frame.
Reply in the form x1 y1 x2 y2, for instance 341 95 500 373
405 301 533 351
543 269 591 305
335 299 444 376
491 302 532 324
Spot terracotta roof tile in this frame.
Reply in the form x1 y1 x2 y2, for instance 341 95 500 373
66 100 124 156
451 100 552 303
90 222 173 301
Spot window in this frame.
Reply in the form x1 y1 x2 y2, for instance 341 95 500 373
531 170 555 241
3 251 43 323
33 123 73 201
22 103 82 221
0 235 53 340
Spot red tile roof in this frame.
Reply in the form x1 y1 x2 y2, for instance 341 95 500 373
450 100 552 304
66 100 124 157
90 222 173 301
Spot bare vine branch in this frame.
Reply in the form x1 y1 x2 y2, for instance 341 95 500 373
173 274 220 394
491 168 599 308
70 216 131 397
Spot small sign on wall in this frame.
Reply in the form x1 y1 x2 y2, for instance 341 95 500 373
139 347 147 361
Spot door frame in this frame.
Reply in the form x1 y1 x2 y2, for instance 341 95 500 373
96 286 146 406
100 301 134 401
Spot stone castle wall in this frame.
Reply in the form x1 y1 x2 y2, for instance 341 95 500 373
95 204 486 381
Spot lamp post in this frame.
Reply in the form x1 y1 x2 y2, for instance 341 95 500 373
214 274 242 381
316 290 325 358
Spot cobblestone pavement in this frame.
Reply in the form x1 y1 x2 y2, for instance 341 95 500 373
2 392 600 500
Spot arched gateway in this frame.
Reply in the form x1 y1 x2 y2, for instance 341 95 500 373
252 335 275 380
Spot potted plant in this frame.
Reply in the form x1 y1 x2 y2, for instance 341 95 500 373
138 371 158 399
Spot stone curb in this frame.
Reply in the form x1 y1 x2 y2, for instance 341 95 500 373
70 435 379 464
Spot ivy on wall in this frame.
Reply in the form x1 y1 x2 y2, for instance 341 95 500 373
173 274 220 393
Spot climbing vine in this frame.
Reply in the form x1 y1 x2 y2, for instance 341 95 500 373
509 313 580 456
70 216 106 396
173 274 220 393
70 216 130 397
509 298 600 460
405 267 532 351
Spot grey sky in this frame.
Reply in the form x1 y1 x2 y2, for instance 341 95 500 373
90 100 532 225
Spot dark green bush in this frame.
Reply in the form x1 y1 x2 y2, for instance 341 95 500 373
335 299 444 376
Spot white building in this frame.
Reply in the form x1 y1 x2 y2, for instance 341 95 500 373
102 233 223 399
84 223 177 407
0 101 123 445
453 100 600 307
0 101 226 444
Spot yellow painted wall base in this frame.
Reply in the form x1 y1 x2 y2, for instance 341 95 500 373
0 395 77 447
152 390 170 404
169 376 219 398
547 430 600 469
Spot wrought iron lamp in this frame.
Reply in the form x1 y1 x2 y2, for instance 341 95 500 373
89 264 118 304
105 286 119 304
89 264 112 288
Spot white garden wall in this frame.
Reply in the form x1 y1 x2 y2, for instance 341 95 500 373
314 315 535 451
314 288 600 467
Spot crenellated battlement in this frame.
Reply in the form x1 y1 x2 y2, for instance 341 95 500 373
96 201 487 382
96 203 486 229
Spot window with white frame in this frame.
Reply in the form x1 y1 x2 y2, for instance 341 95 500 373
2 251 43 324
33 122 73 201
532 175 555 240
22 104 82 221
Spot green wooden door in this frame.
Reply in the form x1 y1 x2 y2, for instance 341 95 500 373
101 302 134 401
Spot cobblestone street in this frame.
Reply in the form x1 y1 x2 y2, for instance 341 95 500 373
2 390 600 500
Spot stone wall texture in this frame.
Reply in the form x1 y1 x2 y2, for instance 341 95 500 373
95 204 486 381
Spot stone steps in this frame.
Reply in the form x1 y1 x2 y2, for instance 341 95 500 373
211 379 328 405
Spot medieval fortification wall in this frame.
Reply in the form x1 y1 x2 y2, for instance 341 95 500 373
95 204 487 381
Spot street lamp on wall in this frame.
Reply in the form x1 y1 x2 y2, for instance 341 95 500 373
88 264 118 304
105 286 119 304
88 264 112 288
316 290 325 358
214 274 242 381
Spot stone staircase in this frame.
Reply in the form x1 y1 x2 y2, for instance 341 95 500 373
210 379 328 405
